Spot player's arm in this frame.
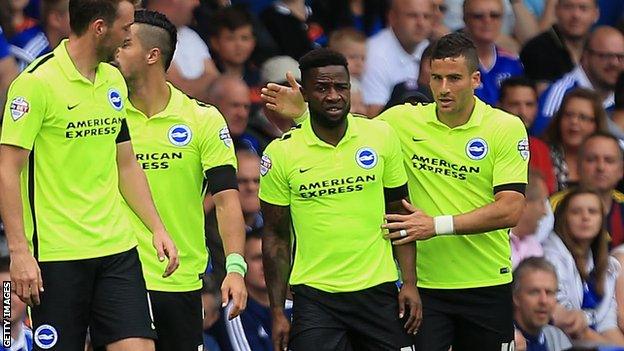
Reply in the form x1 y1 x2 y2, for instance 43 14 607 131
115 137 179 277
0 144 43 306
206 166 248 320
261 201 292 351
386 191 421 335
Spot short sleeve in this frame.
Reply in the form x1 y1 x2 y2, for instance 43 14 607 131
382 123 408 188
492 116 529 188
258 142 290 206
197 107 237 172
1 73 46 150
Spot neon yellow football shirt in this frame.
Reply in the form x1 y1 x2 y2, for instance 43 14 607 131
380 97 529 289
126 83 236 292
0 40 137 261
259 114 408 293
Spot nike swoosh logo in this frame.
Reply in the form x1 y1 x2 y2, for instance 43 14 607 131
412 137 426 142
299 167 312 173
67 103 79 110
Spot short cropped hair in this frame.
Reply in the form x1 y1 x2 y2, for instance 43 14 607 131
429 32 479 73
499 76 537 102
298 48 349 85
69 0 126 36
512 257 557 294
328 27 366 49
134 9 177 70
209 5 253 37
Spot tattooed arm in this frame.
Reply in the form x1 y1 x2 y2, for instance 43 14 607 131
261 200 292 351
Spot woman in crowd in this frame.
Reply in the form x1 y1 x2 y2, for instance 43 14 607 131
543 88 609 192
542 189 624 345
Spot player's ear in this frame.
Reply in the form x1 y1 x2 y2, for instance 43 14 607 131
146 47 160 66
471 70 481 90
92 18 107 37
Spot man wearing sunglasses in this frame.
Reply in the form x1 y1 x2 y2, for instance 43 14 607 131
462 0 524 106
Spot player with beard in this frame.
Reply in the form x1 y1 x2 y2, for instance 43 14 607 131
259 48 420 351
0 1 179 350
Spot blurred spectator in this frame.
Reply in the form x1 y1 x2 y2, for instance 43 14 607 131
533 26 624 136
611 72 624 142
550 132 624 248
206 74 268 153
204 148 263 285
0 26 18 110
543 88 609 192
211 229 293 351
328 28 366 81
509 0 557 46
0 257 32 351
520 0 598 84
202 276 223 351
510 171 547 269
463 0 524 105
147 0 219 102
208 6 261 98
499 77 556 193
260 0 320 60
361 0 433 117
513 257 573 351
382 79 432 112
444 0 516 37
349 78 367 115
5 0 42 71
311 0 388 37
430 0 450 39
39 0 68 47
543 189 624 345
596 0 624 27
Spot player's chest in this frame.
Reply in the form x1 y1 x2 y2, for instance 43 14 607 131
46 84 126 140
127 118 199 171
401 130 494 180
286 144 383 198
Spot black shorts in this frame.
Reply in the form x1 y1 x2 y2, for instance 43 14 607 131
289 283 415 351
31 248 156 351
149 290 203 351
414 283 514 351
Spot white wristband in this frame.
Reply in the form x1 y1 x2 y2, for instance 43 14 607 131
434 215 454 235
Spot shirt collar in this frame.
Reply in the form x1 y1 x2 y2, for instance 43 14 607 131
54 39 109 86
302 113 358 147
425 97 486 130
127 83 183 119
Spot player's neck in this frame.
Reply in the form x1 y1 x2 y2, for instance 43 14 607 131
128 72 170 118
66 35 101 82
436 98 475 128
310 114 348 147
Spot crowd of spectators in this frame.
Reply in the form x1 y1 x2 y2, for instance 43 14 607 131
1 0 624 350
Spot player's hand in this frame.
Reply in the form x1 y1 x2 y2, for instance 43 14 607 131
10 249 43 306
398 282 422 334
261 71 306 119
383 199 435 244
152 229 179 277
271 311 291 351
221 272 247 320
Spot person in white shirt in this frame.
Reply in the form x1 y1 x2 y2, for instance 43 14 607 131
360 0 433 117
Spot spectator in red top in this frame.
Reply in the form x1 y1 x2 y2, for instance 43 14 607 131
499 77 556 194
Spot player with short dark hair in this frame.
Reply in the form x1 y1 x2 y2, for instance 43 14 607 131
260 48 420 351
115 9 248 351
260 31 529 351
0 1 179 350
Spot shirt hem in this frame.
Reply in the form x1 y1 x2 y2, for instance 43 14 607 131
36 241 137 262
417 276 512 289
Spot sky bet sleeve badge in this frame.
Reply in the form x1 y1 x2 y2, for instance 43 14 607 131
10 97 29 121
